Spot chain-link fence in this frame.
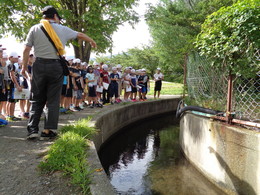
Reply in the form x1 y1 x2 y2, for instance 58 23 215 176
186 52 259 122
233 74 260 122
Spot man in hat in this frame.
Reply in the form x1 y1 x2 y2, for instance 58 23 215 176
22 5 97 140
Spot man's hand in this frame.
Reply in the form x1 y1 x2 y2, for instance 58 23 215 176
90 40 97 49
77 32 97 49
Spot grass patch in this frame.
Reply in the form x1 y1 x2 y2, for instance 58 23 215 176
148 81 183 95
60 118 96 139
39 118 96 194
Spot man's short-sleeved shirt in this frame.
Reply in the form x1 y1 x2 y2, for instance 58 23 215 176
25 21 78 59
154 73 164 81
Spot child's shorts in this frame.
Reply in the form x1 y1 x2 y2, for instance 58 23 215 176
0 88 7 101
155 80 162 91
109 83 118 98
65 88 73 98
61 84 67 96
88 86 96 97
141 86 147 93
131 87 137 93
7 88 17 103
76 89 83 99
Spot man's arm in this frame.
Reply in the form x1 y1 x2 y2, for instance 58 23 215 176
21 45 32 76
77 33 97 48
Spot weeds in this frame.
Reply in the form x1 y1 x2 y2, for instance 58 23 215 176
60 118 96 139
39 118 96 194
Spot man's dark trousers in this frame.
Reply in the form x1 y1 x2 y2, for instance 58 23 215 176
27 58 63 134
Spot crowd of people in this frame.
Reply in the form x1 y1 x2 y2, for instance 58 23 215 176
0 47 33 123
60 59 164 113
0 45 164 123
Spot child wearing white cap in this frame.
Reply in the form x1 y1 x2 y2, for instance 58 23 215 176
109 67 120 104
100 64 110 104
116 64 123 99
93 62 102 105
6 52 22 121
123 67 132 101
130 69 138 101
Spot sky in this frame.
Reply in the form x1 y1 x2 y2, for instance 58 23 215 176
0 0 158 59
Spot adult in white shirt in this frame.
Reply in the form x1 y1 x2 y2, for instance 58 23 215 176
153 68 164 98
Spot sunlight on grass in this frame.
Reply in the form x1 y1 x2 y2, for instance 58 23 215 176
148 81 183 95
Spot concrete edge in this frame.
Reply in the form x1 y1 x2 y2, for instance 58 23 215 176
87 98 181 195
180 113 260 195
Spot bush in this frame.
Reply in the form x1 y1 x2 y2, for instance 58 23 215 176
196 0 260 77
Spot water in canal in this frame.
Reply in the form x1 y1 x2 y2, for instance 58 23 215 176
98 113 224 195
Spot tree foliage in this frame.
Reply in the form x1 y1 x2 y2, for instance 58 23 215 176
0 0 139 62
145 0 236 77
196 0 260 77
95 46 165 79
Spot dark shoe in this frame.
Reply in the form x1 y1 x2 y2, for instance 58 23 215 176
75 106 82 111
23 112 30 119
14 116 22 121
27 132 39 140
72 106 80 111
40 130 57 141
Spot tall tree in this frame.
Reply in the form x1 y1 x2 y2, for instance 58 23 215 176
145 0 236 82
0 0 139 62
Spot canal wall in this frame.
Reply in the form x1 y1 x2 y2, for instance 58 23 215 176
180 113 260 195
88 97 181 195
93 98 181 151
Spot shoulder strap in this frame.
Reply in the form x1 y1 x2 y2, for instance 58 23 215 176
40 25 62 58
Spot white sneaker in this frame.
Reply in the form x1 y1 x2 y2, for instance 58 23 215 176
79 103 84 109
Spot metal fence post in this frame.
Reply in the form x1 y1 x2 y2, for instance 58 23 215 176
226 72 233 124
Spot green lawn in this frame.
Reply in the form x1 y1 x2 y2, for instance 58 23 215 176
148 81 183 95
